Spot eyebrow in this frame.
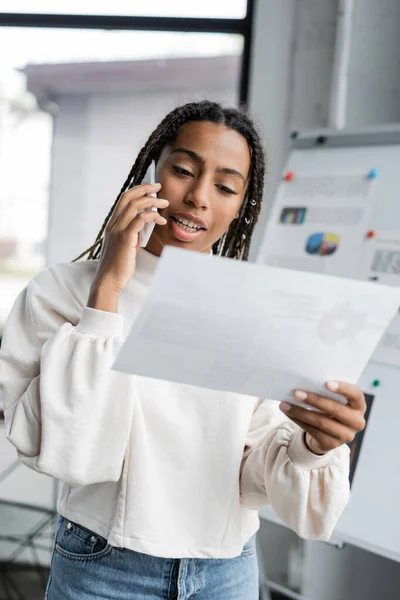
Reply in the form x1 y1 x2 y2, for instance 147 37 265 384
171 148 246 183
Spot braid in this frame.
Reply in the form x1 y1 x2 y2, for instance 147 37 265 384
214 112 265 260
73 100 265 263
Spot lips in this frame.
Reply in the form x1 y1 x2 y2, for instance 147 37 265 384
169 213 208 242
171 213 208 231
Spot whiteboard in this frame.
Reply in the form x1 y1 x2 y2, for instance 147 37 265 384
258 129 400 563
334 363 400 563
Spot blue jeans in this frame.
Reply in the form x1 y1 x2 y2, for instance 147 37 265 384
45 516 259 599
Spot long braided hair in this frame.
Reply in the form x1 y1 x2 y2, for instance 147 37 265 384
73 100 265 262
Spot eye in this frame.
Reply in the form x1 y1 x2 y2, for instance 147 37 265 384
216 184 237 195
173 165 193 177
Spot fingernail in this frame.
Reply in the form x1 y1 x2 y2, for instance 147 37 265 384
280 402 291 413
327 381 339 392
294 390 308 401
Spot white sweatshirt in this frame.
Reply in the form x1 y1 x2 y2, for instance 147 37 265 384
0 249 350 559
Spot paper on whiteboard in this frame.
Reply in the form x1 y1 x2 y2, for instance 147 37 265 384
113 247 400 404
358 231 400 368
257 175 375 278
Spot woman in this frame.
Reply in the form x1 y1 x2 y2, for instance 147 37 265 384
0 101 366 599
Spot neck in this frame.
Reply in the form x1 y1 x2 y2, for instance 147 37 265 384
145 232 164 257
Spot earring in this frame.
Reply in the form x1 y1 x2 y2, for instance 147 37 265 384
236 212 240 218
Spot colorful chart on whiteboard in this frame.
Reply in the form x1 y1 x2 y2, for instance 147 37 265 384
257 174 376 278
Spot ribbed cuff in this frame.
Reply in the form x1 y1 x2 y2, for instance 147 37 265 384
287 428 334 470
76 307 123 338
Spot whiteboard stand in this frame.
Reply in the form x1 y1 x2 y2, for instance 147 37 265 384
256 533 273 600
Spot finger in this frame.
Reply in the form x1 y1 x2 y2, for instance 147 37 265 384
292 390 366 431
134 196 169 214
111 195 167 231
125 210 167 235
107 183 162 229
324 380 367 412
281 402 356 442
112 198 168 231
131 182 162 197
289 418 340 452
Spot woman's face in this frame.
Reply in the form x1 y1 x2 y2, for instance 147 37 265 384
145 121 251 256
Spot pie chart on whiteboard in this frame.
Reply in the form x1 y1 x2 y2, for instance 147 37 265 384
305 232 340 256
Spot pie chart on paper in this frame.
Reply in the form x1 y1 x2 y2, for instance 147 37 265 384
305 232 340 256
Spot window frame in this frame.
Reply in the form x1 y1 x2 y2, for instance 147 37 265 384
0 1 255 105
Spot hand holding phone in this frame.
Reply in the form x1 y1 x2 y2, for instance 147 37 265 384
89 162 167 300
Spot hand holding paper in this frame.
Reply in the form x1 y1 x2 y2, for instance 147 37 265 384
281 380 367 455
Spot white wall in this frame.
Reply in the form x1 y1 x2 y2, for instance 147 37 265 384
346 0 400 126
289 0 338 129
47 95 89 264
247 0 297 261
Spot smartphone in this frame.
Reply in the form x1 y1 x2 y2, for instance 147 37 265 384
139 160 157 248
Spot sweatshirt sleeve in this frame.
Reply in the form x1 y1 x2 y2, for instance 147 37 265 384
240 398 350 541
0 266 135 487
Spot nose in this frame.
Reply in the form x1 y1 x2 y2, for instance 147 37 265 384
183 177 210 210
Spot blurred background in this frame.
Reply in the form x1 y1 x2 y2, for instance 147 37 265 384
1 1 400 599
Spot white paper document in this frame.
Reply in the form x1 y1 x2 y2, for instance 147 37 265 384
113 247 400 403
